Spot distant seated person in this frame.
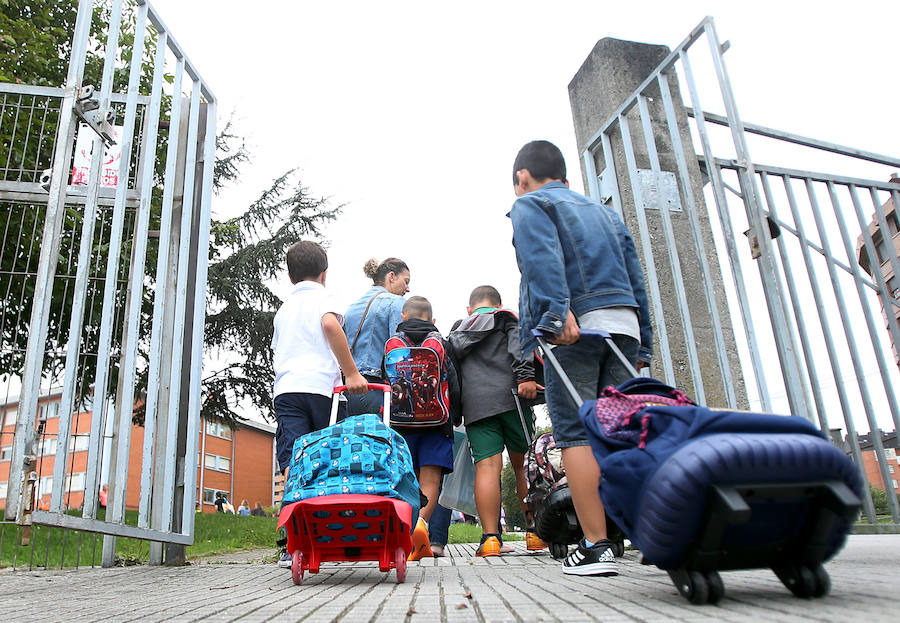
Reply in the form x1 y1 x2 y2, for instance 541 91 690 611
214 491 226 513
238 499 250 516
251 501 267 517
99 484 108 508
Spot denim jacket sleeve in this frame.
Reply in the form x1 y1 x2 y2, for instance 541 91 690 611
616 218 654 362
510 198 570 337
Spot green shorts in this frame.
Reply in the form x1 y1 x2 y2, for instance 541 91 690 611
467 408 534 464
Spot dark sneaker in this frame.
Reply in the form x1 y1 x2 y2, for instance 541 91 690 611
277 550 292 568
561 539 618 576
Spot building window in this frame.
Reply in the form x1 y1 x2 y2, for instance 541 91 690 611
69 435 90 453
2 408 16 428
888 211 899 235
37 476 53 496
39 438 58 456
0 445 11 461
893 480 898 490
205 420 232 439
202 487 230 505
38 401 59 420
204 453 230 472
0 481 7 498
890 465 896 474
66 472 86 492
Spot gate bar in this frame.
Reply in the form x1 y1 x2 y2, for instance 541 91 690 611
757 173 827 431
678 48 772 410
6 0 94 523
127 29 167 532
140 56 186 532
657 71 735 407
637 92 706 403
689 110 900 169
704 20 810 420
617 113 675 385
55 0 126 516
777 176 877 520
182 99 217 538
101 0 151 567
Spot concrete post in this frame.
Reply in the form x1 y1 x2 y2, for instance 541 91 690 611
568 37 748 408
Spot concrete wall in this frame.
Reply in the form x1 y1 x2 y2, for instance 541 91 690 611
568 37 748 408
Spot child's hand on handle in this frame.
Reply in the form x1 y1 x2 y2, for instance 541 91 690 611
345 372 369 395
546 310 580 345
517 380 543 400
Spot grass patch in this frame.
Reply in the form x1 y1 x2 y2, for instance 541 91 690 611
187 513 278 558
0 509 279 568
0 510 509 567
448 522 522 543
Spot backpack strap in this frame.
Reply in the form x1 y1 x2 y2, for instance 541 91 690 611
350 292 386 352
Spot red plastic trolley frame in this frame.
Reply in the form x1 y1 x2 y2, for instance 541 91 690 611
277 383 414 585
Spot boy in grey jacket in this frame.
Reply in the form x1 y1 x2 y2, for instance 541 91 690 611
448 285 543 557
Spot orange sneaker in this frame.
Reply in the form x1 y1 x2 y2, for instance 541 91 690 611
526 531 547 551
476 536 502 557
408 518 433 561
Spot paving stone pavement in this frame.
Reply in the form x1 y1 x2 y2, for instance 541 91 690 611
0 535 896 622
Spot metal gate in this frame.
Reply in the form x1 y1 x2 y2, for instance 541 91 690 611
580 17 900 526
1 0 216 566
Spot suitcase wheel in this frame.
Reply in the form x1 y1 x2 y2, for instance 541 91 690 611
549 542 569 560
291 550 304 586
774 563 830 598
668 568 724 605
394 547 407 584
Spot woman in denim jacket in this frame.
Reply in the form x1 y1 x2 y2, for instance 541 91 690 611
343 257 410 415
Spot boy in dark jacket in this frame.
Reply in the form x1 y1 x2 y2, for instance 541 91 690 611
448 285 542 557
387 296 460 561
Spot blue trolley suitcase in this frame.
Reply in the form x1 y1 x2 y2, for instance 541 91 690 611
534 329 863 605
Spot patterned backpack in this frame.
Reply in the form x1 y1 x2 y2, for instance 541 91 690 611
526 431 567 493
281 413 421 520
383 331 450 427
587 377 695 450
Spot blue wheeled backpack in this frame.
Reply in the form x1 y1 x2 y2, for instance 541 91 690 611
579 375 863 604
281 414 421 521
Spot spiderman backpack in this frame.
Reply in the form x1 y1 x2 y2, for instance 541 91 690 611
383 331 450 427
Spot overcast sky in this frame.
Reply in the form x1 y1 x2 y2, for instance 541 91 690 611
145 1 899 426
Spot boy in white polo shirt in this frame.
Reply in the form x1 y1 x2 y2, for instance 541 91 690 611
272 240 368 483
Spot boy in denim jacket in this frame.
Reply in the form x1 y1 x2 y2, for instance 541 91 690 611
508 140 652 577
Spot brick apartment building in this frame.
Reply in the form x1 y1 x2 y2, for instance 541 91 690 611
0 391 277 514
856 430 899 495
833 428 900 494
857 174 900 365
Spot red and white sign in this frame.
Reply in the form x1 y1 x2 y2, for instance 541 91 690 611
71 124 123 188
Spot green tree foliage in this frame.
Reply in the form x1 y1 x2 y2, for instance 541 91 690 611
869 484 889 514
0 0 341 426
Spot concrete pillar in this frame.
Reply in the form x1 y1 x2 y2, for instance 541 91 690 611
568 37 748 409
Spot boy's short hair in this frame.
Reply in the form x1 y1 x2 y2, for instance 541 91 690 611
286 240 328 282
469 285 501 308
513 140 566 186
402 296 432 320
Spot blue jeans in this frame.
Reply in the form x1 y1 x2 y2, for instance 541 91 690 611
347 387 386 416
544 333 640 447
